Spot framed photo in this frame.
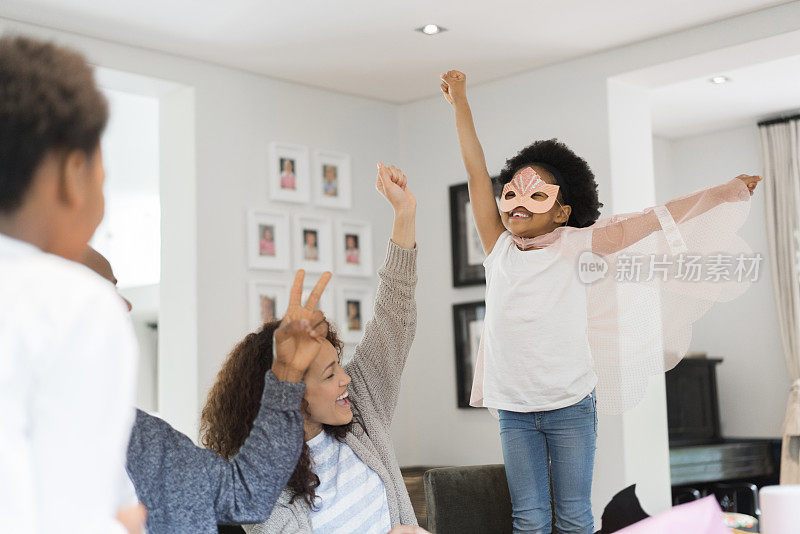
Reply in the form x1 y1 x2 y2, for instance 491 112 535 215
247 210 291 270
452 300 486 409
248 281 289 331
269 142 310 203
293 215 333 273
449 182 490 287
313 150 352 209
335 220 373 277
337 285 374 344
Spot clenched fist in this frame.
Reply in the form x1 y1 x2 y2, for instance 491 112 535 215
440 70 467 105
735 174 763 196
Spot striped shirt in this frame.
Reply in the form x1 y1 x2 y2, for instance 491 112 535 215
308 431 392 534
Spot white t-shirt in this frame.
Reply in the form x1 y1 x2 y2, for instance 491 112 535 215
481 231 597 412
0 234 138 534
308 431 392 534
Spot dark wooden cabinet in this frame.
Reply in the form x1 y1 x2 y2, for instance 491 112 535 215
666 357 723 446
670 440 776 486
666 357 778 494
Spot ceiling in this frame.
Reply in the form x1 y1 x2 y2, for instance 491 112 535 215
650 53 800 138
0 0 792 103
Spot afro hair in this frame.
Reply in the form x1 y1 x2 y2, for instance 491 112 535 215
496 139 602 228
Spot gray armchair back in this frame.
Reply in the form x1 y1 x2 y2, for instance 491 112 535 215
423 464 513 534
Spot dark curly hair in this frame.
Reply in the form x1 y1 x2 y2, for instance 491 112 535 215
0 36 109 212
496 138 602 228
200 319 359 508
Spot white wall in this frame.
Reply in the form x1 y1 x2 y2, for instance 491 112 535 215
120 284 160 413
93 87 162 413
608 79 672 512
191 76 399 405
653 126 789 438
95 88 161 289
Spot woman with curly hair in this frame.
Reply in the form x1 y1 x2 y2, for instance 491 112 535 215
125 268 333 533
202 163 428 534
441 70 761 534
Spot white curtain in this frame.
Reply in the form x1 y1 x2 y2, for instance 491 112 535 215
760 118 800 484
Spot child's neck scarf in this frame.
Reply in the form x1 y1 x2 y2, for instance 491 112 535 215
510 233 544 250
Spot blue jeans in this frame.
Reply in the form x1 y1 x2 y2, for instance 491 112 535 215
498 391 597 534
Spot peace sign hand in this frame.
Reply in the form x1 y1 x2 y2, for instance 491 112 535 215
272 270 332 383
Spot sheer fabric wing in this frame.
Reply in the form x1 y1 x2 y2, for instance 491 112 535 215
471 178 754 415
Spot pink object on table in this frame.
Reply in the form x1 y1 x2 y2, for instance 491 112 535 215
616 496 729 534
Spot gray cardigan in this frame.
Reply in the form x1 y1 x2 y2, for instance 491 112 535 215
126 371 305 533
246 240 418 533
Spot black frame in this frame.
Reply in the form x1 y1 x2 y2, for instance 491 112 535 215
449 183 486 287
452 300 486 409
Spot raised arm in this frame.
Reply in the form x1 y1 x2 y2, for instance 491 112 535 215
592 174 761 256
442 70 505 254
128 374 304 526
344 164 418 426
376 162 416 249
128 272 332 527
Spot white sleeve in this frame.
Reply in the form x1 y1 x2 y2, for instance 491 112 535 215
482 230 510 269
31 291 138 534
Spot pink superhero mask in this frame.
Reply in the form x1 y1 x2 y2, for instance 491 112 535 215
499 167 560 214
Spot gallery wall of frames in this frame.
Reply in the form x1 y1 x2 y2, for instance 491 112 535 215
248 142 374 350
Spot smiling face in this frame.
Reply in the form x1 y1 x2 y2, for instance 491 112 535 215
302 339 353 438
500 166 571 239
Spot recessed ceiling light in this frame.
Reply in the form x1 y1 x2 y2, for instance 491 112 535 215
417 24 446 35
709 76 730 84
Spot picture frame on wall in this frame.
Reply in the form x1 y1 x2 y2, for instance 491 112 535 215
269 142 310 203
293 215 333 273
248 281 289 331
337 285 374 344
335 220 373 277
313 150 352 209
247 210 291 270
452 300 486 409
449 182 490 287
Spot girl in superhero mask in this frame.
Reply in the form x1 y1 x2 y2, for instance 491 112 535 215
441 69 761 534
